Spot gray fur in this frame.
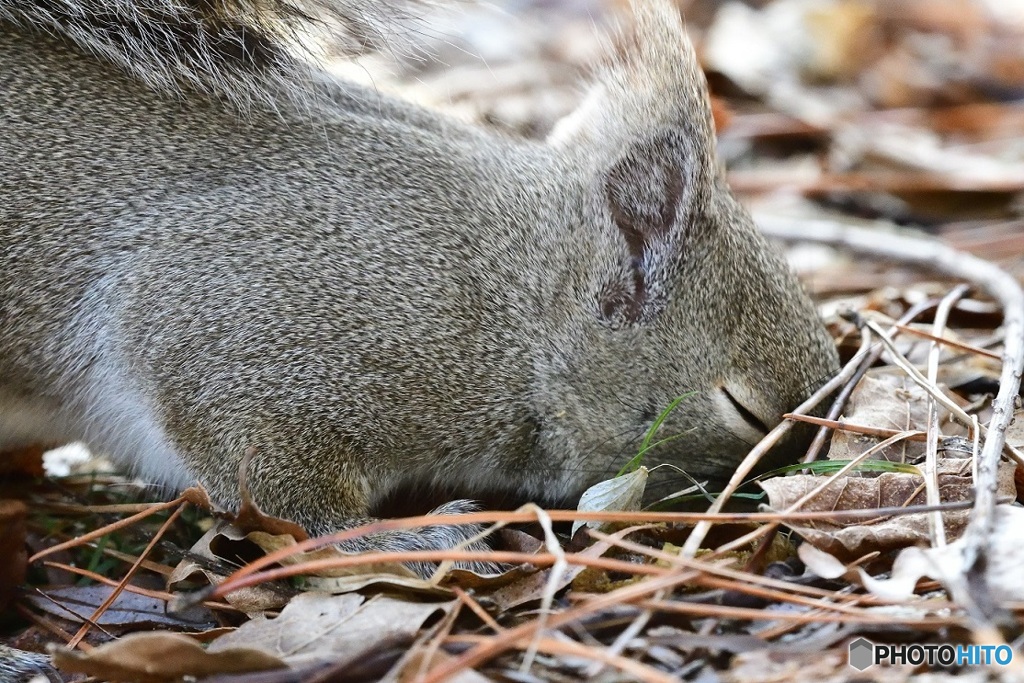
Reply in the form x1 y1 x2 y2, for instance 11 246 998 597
0 645 60 683
0 0 439 110
0 0 838 568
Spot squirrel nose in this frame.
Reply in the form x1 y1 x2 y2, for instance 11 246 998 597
715 383 776 441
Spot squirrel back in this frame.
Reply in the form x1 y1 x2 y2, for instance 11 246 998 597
0 0 438 109
0 1 838 565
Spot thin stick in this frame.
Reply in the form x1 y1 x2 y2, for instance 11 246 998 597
15 605 91 653
204 549 675 602
196 501 977 605
863 320 980 427
788 414 928 441
584 590 661 679
518 505 567 675
440 634 679 683
413 599 462 683
42 561 237 613
451 587 503 633
697 431 925 561
891 322 1002 360
802 298 940 464
802 327 875 464
31 588 116 639
67 502 187 649
925 284 970 546
634 599 959 627
759 215 1024 622
417 570 703 683
29 494 189 564
589 530 891 614
680 329 876 558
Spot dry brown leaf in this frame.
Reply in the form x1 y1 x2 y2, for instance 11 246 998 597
52 631 285 682
760 459 1016 559
26 585 214 630
498 527 545 555
208 592 455 669
485 536 603 613
168 522 294 613
862 505 1024 602
234 448 310 542
829 373 949 462
440 565 538 591
171 519 521 608
443 529 545 594
934 345 1002 391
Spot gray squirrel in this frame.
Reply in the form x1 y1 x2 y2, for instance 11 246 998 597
0 1 839 564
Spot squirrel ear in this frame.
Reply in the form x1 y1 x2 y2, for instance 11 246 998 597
597 128 700 328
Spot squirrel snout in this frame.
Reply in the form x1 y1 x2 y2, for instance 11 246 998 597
714 383 778 443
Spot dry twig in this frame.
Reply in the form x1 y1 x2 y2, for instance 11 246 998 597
758 215 1024 623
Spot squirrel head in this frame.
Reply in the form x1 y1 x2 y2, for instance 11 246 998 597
532 0 839 494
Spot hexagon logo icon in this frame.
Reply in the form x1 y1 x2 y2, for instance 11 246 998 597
848 638 875 671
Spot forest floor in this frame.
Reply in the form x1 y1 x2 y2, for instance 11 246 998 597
4 1 1024 681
